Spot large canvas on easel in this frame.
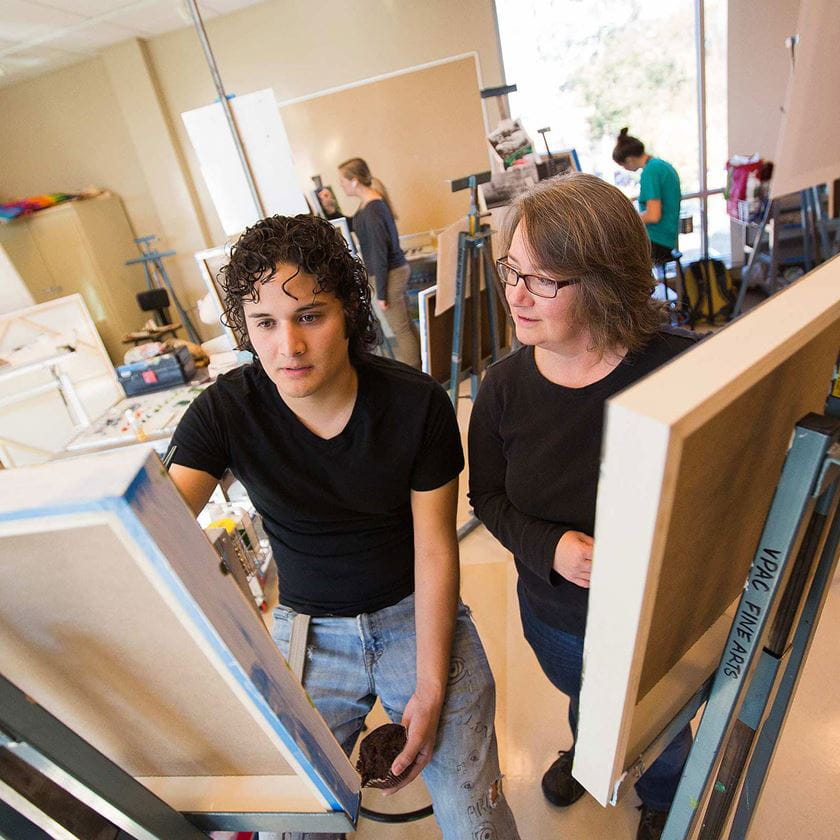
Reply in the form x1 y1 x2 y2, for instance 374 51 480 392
182 89 309 236
575 256 840 806
0 448 358 821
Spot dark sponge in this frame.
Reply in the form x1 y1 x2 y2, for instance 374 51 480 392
355 723 408 789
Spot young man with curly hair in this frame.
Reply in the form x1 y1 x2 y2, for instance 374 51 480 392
167 214 519 840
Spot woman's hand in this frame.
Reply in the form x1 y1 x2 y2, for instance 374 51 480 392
377 299 389 311
383 691 443 794
553 531 594 588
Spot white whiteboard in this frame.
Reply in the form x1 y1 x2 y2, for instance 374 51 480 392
182 88 309 235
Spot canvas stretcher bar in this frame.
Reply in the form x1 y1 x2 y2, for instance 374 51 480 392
0 448 359 830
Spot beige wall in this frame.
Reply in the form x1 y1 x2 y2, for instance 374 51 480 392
728 0 801 159
0 0 505 319
0 57 161 247
147 0 506 247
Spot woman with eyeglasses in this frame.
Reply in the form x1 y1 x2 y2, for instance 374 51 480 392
468 172 695 840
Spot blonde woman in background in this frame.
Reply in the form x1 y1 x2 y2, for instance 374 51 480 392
338 157 421 368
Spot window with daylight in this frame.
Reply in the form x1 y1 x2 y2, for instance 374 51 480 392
494 0 729 262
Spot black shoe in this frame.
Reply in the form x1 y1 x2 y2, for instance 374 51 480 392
541 750 585 807
636 804 668 840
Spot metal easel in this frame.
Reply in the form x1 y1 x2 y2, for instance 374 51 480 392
445 83 520 407
447 171 504 407
661 412 840 839
0 673 357 837
126 236 201 343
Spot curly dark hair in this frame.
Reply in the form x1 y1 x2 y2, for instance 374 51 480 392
219 214 379 359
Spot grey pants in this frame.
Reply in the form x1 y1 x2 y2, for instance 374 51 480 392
374 263 421 368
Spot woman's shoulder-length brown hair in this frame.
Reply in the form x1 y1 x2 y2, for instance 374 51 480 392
499 171 667 357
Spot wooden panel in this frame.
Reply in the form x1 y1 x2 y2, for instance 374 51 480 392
280 56 489 234
0 449 359 818
418 284 510 386
772 0 840 198
575 257 840 805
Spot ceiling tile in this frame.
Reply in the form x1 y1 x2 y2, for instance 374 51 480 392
106 1 216 37
0 0 85 42
206 0 265 14
1 43 82 73
54 20 144 52
0 0 266 85
25 0 135 15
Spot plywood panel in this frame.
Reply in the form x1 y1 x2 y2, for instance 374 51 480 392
0 449 358 818
772 0 840 197
280 56 489 234
575 256 840 805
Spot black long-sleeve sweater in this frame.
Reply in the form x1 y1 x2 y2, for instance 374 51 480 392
352 199 407 301
468 332 695 636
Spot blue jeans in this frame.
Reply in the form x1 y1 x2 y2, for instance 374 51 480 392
269 594 520 840
518 584 692 812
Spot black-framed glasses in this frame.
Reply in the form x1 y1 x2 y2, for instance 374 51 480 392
495 259 579 299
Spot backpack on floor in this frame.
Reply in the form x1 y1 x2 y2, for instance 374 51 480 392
682 258 736 326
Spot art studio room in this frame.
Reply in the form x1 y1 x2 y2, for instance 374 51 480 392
1 1 840 839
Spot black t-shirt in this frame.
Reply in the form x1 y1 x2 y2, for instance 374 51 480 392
468 330 696 636
170 354 464 616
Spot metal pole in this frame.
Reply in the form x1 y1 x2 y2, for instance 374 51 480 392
695 0 709 259
185 0 266 218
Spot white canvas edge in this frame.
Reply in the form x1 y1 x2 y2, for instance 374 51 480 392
193 244 237 346
418 284 436 376
574 403 672 805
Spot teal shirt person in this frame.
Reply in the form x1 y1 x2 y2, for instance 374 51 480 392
612 128 682 255
639 157 681 249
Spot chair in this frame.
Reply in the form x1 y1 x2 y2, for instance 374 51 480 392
123 289 181 345
136 288 173 327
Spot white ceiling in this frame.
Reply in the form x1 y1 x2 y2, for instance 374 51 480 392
0 0 268 88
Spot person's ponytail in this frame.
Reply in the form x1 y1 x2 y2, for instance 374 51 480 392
370 176 397 220
612 128 645 164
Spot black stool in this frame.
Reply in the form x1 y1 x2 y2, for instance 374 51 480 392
137 288 173 326
654 249 686 325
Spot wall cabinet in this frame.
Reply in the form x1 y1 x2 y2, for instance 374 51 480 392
0 193 147 364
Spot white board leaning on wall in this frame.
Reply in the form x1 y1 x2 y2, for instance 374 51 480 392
183 88 309 236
